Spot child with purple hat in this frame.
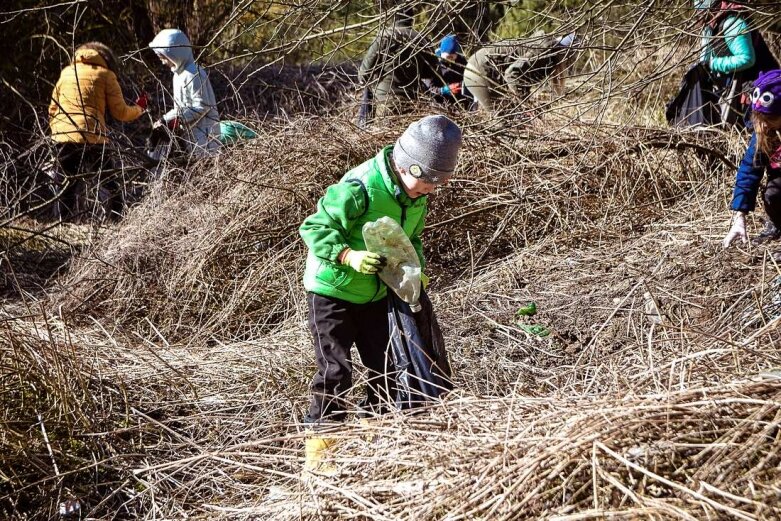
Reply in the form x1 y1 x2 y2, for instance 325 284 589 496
723 70 781 256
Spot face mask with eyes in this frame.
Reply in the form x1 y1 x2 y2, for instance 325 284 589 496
752 70 781 116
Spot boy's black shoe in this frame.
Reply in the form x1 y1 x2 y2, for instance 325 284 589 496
752 220 781 246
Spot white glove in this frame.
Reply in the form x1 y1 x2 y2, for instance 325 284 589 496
723 212 748 248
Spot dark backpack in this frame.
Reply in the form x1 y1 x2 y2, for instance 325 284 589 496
742 30 780 83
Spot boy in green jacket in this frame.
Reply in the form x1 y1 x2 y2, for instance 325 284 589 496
299 115 462 472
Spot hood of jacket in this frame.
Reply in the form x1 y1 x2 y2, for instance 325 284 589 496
149 29 194 73
73 48 108 69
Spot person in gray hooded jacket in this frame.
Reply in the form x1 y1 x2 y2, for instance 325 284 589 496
149 29 220 157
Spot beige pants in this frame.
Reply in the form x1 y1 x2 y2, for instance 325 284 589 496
463 48 495 111
464 48 567 112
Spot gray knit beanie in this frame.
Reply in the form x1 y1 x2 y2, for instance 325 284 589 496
392 115 462 184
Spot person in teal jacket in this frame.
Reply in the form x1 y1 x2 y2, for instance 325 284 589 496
696 1 756 126
298 115 461 472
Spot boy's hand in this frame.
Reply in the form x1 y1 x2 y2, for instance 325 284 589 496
342 249 386 274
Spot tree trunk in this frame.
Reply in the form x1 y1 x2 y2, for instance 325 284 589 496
145 0 191 37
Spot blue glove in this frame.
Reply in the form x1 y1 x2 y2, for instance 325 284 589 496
440 85 451 96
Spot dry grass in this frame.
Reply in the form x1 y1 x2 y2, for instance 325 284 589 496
52 111 745 343
3 106 781 519
4 6 781 515
266 380 781 520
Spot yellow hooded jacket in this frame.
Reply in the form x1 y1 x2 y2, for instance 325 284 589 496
49 48 143 144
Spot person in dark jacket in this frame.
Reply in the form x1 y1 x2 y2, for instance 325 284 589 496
298 115 462 474
722 71 781 257
463 33 578 112
358 7 437 119
428 34 469 107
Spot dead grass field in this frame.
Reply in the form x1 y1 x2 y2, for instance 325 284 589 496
3 5 781 514
3 104 780 519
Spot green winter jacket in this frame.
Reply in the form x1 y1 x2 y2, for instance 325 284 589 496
300 146 427 304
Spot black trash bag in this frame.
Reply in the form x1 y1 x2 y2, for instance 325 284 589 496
145 124 172 165
665 62 720 128
387 290 453 410
741 30 780 89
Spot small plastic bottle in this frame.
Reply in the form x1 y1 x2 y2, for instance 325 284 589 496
363 217 422 311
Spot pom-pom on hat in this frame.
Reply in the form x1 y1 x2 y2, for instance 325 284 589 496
751 70 781 116
392 115 462 184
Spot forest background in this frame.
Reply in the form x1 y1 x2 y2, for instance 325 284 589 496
4 0 779 140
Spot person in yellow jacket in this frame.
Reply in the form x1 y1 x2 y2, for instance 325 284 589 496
48 41 146 219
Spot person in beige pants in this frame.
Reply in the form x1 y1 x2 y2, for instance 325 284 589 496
463 33 577 111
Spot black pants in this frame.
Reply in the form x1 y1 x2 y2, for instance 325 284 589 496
52 143 118 220
306 292 394 423
764 174 781 229
356 87 374 127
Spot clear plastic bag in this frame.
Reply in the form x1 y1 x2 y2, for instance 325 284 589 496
362 217 422 312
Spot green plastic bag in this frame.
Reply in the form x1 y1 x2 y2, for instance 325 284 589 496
518 324 550 337
219 120 258 145
514 301 549 336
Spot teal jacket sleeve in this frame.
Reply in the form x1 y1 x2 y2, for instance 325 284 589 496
299 181 367 262
710 17 755 74
410 205 426 271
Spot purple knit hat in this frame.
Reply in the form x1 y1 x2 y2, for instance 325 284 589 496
751 70 781 116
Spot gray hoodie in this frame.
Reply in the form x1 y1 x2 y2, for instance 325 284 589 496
149 29 220 156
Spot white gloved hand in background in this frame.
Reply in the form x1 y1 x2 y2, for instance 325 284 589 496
723 211 748 248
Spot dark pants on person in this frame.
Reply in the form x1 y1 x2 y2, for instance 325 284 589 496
51 143 118 220
763 174 781 230
305 292 394 423
357 87 374 127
